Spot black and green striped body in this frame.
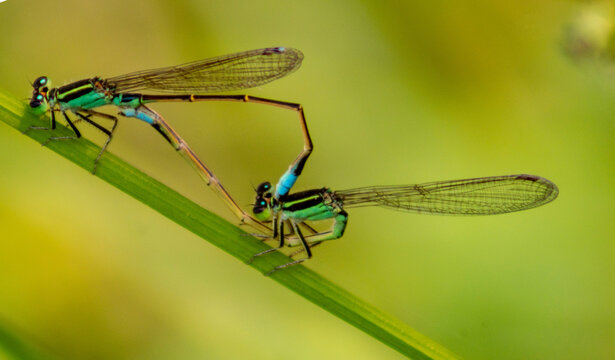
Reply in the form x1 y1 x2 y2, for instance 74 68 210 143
255 186 349 247
46 77 152 122
52 78 111 110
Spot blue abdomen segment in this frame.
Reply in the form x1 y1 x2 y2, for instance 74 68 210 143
121 108 156 124
275 153 311 198
275 170 298 198
113 95 158 124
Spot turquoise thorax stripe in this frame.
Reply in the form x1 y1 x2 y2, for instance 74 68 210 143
283 202 337 222
55 78 149 119
56 78 110 110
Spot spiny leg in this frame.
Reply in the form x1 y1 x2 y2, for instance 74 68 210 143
256 221 323 257
60 111 81 137
74 110 119 173
242 213 291 241
41 111 81 146
245 209 322 267
33 110 116 174
266 221 312 275
247 217 285 263
288 240 323 258
245 216 317 248
268 211 348 273
255 220 318 244
276 218 317 239
283 222 322 257
23 109 58 134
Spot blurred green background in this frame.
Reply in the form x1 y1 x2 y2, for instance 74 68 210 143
0 0 613 359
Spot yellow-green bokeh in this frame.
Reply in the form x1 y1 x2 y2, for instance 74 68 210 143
1 0 614 359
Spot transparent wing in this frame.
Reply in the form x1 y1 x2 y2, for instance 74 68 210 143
334 174 558 215
106 47 303 93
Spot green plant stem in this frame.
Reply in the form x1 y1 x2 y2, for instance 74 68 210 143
0 317 60 360
0 88 459 360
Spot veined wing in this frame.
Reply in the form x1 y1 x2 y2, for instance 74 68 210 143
106 47 303 93
334 174 558 215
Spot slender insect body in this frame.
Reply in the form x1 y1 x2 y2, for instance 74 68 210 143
27 47 309 233
25 47 560 275
281 189 342 222
252 183 349 251
250 175 558 274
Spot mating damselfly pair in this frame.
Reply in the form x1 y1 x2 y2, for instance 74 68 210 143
28 47 558 274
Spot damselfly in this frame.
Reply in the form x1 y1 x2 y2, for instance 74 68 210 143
27 47 312 229
250 174 559 273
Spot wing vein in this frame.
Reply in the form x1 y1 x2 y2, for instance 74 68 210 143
334 174 559 215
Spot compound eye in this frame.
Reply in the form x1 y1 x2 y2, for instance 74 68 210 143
252 196 272 220
29 92 49 114
252 193 270 212
33 76 49 90
252 201 266 214
256 181 272 195
29 93 43 108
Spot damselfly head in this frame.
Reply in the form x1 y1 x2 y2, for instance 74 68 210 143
252 194 272 221
29 91 49 114
253 181 274 221
29 76 51 115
